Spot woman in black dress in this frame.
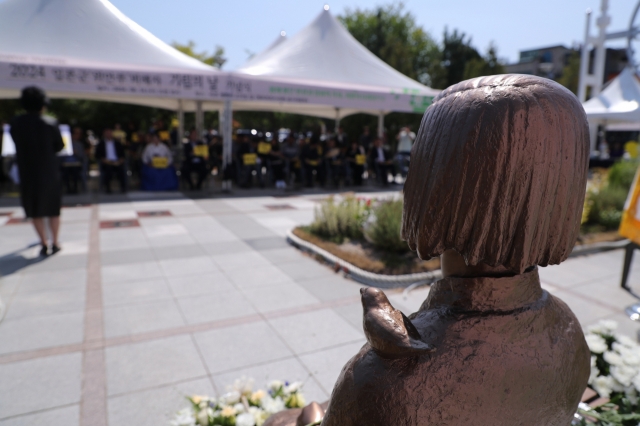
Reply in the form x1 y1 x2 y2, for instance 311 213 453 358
10 87 64 256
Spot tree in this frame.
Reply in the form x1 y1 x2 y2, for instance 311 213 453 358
557 51 581 95
428 29 478 89
339 3 439 86
337 3 439 143
171 41 226 69
463 43 506 81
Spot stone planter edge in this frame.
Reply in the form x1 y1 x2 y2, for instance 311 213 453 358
286 229 442 288
286 230 629 289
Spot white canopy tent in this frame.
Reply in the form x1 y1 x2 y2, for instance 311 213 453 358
0 1 440 167
583 67 640 149
583 67 640 123
0 0 224 115
242 32 288 70
231 8 440 122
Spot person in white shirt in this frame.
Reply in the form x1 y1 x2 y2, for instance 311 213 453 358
397 127 416 154
396 126 416 177
142 133 173 166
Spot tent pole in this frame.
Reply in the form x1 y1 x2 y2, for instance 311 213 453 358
196 100 204 138
377 111 384 139
335 108 340 131
590 122 599 153
222 100 233 191
177 99 184 145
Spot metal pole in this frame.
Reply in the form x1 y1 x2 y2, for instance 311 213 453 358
589 122 599 154
221 100 233 191
177 99 184 145
195 100 204 138
377 111 384 139
222 100 233 166
592 0 610 98
628 1 640 70
578 9 592 103
335 108 340 131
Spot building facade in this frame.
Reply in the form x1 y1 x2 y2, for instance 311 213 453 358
505 45 628 85
505 45 576 80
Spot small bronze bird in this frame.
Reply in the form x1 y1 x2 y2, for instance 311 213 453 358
361 287 435 358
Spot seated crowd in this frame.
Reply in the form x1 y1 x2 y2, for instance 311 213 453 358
230 125 416 190
44 122 417 193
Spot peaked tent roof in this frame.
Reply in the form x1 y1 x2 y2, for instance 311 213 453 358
242 32 288 69
232 8 439 118
583 67 640 123
0 0 220 110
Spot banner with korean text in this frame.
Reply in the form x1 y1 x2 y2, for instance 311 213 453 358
0 60 435 113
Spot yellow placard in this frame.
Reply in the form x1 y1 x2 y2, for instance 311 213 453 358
307 160 319 167
625 141 639 159
113 129 126 142
193 145 209 159
243 153 257 165
258 142 272 154
151 157 169 168
355 154 367 165
619 165 640 244
158 131 170 142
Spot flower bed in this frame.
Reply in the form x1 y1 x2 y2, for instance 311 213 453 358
299 187 629 280
577 320 640 425
299 195 439 275
172 379 306 426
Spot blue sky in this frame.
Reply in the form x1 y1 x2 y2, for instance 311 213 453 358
23 0 640 70
105 0 635 70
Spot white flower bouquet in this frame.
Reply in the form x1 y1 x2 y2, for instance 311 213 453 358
171 378 306 426
577 320 640 425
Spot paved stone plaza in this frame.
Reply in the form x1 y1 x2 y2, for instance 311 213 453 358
0 191 639 426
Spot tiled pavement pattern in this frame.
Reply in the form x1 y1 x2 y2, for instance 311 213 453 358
0 191 639 425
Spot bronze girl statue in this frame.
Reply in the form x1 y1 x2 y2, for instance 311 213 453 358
267 74 591 426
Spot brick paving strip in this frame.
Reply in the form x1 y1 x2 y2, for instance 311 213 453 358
80 205 108 426
0 293 364 366
0 269 628 369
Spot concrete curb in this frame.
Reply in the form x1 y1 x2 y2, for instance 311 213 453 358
286 230 442 289
287 230 628 289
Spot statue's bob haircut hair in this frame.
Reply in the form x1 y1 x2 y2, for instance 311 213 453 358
402 74 589 274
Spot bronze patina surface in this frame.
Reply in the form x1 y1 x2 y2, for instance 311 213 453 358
264 401 328 426
322 267 589 425
271 74 591 425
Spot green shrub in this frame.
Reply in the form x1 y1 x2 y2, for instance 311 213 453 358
608 161 638 191
365 199 410 253
309 196 369 243
586 186 628 230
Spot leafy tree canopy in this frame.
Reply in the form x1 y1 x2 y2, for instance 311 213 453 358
339 5 505 90
557 51 580 95
338 2 439 86
171 41 226 69
463 43 506 82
